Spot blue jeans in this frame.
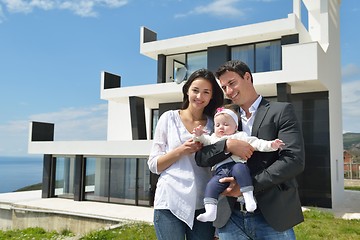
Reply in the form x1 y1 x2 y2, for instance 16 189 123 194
154 209 215 240
218 210 296 240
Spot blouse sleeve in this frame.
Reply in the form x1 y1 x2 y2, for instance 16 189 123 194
147 111 170 175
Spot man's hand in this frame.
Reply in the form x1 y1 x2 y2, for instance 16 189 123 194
220 177 241 197
226 139 254 160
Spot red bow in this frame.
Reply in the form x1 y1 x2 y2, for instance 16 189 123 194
216 107 224 113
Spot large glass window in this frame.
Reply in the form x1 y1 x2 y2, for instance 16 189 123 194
255 40 281 72
109 158 150 205
109 158 137 204
151 109 159 139
231 45 255 72
186 51 207 76
231 40 281 73
54 157 75 198
52 156 150 206
84 157 110 202
137 158 151 205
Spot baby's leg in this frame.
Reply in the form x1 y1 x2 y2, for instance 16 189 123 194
197 198 217 222
197 172 229 222
242 191 257 212
231 163 257 212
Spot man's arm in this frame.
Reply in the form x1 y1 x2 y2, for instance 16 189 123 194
195 139 254 167
195 139 229 167
226 138 254 160
252 103 305 193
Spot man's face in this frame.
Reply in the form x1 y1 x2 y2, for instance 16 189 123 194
219 71 251 106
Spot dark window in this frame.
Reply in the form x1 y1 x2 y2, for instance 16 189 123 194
231 40 281 73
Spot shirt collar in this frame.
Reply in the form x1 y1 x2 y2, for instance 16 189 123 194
240 95 263 116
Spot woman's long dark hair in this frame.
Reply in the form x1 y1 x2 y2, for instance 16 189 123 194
181 68 224 117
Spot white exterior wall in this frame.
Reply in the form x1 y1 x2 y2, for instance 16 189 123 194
28 140 152 157
106 100 132 141
101 82 183 141
315 0 343 209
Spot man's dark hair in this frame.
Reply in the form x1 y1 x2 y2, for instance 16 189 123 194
215 60 253 83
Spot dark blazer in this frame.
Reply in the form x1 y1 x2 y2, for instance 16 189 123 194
195 98 305 232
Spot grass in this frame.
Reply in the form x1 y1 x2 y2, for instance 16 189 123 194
294 208 360 240
345 186 360 191
81 222 156 240
1 209 359 240
0 227 74 239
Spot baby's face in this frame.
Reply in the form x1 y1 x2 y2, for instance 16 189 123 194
214 113 237 137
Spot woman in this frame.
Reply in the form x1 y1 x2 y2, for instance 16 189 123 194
148 69 224 240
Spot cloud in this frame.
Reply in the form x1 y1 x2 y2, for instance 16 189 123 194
0 4 5 22
0 0 128 17
29 104 108 140
342 63 360 80
0 104 108 156
175 0 245 19
342 79 360 133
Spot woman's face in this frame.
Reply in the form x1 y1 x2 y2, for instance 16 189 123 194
187 78 213 111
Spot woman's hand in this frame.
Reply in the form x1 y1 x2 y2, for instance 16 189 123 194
220 177 241 197
157 138 202 172
181 138 203 155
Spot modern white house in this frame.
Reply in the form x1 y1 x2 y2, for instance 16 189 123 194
28 0 344 211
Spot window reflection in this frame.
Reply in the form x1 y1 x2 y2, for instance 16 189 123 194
84 157 110 202
187 51 207 76
109 158 136 204
80 157 150 206
55 156 75 198
231 45 255 72
255 41 281 72
231 40 281 73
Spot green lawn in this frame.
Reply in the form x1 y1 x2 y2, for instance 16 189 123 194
345 186 360 191
1 208 359 239
294 208 360 240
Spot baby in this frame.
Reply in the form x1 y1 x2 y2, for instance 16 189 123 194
193 105 284 222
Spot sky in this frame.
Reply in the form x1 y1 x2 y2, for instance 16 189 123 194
0 0 359 157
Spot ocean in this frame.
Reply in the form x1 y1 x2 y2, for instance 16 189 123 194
0 156 43 193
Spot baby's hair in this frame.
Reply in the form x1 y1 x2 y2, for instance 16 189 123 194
221 103 240 125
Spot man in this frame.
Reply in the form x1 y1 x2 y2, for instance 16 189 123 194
195 60 305 239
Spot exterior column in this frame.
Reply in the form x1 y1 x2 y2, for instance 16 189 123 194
129 96 147 140
42 154 55 198
277 83 292 102
74 155 85 201
207 45 230 73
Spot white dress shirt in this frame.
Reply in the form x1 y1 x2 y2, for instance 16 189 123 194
240 95 263 135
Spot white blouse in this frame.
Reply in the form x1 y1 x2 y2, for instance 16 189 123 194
148 110 213 229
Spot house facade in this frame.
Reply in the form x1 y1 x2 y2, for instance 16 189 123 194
344 150 360 179
28 0 344 210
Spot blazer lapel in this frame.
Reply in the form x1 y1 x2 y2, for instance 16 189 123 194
251 99 270 136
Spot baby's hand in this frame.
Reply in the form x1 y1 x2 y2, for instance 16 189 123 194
192 125 205 137
272 139 285 150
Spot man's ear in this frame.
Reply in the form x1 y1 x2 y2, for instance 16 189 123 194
244 72 251 81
